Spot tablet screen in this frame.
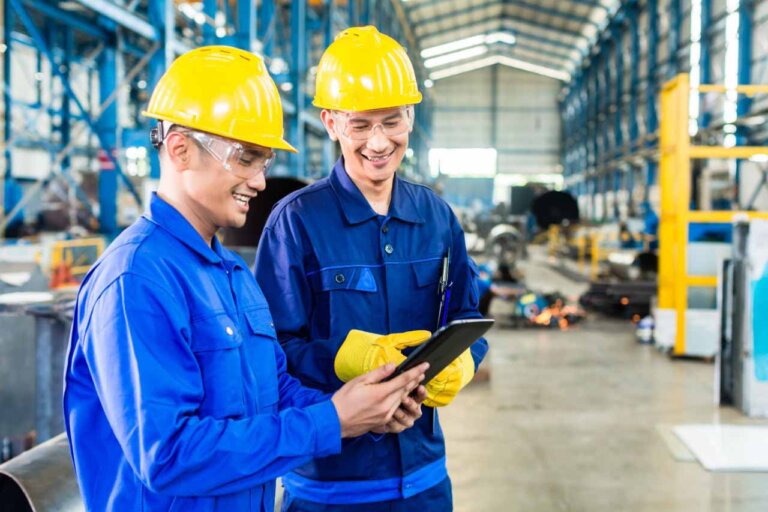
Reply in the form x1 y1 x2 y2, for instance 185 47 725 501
393 318 494 382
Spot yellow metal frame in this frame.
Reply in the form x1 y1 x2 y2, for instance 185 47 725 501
50 238 104 277
659 73 768 355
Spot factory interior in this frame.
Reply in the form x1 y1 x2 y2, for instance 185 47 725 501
2 0 768 511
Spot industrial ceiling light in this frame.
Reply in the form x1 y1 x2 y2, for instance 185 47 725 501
421 31 515 59
429 55 569 82
424 46 489 69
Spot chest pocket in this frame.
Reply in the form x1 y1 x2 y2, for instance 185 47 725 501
190 313 245 418
243 307 280 412
310 266 379 293
405 259 443 331
307 266 379 340
411 259 442 289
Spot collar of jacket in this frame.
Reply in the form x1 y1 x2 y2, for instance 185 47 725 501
329 158 425 226
143 192 241 267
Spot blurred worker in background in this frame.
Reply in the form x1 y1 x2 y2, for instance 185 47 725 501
255 27 489 511
63 45 427 512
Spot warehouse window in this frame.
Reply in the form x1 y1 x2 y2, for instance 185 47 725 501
428 148 497 178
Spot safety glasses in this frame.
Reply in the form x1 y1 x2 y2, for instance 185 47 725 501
332 106 414 141
181 130 275 179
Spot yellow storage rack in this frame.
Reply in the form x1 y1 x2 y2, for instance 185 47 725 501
658 73 768 356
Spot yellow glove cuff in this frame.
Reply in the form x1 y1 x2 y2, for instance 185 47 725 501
424 349 475 407
334 329 430 382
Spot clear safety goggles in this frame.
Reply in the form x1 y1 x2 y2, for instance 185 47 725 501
332 105 414 141
181 129 274 178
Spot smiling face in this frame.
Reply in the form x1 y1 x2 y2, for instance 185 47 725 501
159 129 270 242
321 106 413 190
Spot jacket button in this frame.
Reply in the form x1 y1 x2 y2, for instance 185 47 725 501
384 243 394 254
382 224 389 233
335 273 345 284
226 327 234 336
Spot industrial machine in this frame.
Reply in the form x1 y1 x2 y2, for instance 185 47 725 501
718 219 768 418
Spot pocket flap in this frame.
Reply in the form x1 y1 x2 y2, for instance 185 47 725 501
190 313 242 352
311 266 378 293
244 307 277 338
411 259 442 288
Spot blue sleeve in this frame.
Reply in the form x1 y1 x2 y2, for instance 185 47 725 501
445 215 489 369
255 226 345 392
273 340 333 408
81 272 340 497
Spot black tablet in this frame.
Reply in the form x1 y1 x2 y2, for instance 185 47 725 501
391 319 494 383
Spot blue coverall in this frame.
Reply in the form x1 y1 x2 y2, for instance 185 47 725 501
63 193 341 511
255 159 489 511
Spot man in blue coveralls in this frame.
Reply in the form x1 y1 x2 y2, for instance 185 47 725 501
62 45 429 512
255 27 489 511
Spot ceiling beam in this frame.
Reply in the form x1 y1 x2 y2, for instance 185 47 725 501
416 7 589 41
421 16 588 55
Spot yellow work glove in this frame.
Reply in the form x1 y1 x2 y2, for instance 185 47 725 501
334 329 431 382
424 349 475 407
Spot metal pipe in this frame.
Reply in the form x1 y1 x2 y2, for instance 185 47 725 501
0 433 83 512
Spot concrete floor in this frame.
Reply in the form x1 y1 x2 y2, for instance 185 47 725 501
441 255 768 512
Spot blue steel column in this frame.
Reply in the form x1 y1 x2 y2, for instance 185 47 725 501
628 2 640 146
361 0 372 27
202 0 217 45
613 169 622 219
258 0 276 56
700 0 712 128
147 0 174 180
60 27 73 179
612 21 624 153
734 0 754 195
290 0 307 177
97 48 118 234
602 48 611 165
322 0 335 173
348 0 358 26
3 0 21 231
235 0 256 51
643 0 659 229
667 0 681 80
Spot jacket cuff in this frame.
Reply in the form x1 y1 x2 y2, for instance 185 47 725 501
307 399 341 457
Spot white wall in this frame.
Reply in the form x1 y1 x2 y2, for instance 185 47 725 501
430 64 562 206
432 65 561 175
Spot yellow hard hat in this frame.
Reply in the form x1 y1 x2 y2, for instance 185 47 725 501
143 45 297 153
313 26 422 112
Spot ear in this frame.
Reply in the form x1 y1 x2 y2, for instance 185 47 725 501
320 110 339 142
163 131 192 168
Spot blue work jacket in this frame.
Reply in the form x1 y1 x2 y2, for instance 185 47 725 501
255 159 489 506
63 193 341 512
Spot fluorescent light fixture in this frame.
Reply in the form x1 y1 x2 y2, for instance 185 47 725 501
429 55 570 82
423 79 434 88
485 32 516 45
749 154 768 163
424 46 488 69
421 31 516 59
422 35 487 58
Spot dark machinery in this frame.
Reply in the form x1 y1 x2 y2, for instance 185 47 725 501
531 190 579 230
220 177 309 248
579 280 656 319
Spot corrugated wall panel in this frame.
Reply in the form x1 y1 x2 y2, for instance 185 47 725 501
432 65 561 176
